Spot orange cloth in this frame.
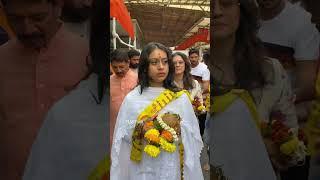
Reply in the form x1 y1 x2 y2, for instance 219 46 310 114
110 69 137 143
0 24 89 180
110 0 134 38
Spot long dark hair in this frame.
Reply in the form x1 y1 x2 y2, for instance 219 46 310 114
211 0 265 91
138 42 178 93
172 52 194 90
89 0 108 104
234 0 266 90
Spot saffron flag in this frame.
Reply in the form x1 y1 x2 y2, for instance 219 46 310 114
110 0 135 39
175 28 209 50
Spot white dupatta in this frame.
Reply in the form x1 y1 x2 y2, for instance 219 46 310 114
206 98 277 180
111 86 204 180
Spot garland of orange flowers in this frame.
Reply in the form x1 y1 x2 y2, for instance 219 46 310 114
157 115 179 142
130 89 190 180
142 114 180 158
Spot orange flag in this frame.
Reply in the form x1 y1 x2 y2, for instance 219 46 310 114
110 0 135 39
175 28 209 50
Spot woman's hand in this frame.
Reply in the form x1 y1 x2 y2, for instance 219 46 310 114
264 138 291 172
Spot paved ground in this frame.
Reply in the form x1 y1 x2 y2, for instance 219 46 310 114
200 143 210 180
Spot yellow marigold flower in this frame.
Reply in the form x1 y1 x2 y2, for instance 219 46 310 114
144 145 161 158
280 137 300 155
197 105 205 111
145 129 160 137
160 137 176 153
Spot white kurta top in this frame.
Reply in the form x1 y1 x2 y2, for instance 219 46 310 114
111 86 204 180
206 99 277 180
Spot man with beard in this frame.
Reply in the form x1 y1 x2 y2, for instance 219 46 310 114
0 0 88 179
110 49 137 145
62 0 92 39
128 49 140 74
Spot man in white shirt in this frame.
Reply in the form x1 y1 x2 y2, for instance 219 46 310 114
257 1 320 179
189 48 210 138
189 48 210 94
258 0 319 103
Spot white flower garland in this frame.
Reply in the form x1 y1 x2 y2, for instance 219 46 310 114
156 114 179 142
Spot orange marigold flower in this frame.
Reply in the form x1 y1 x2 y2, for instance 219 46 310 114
145 133 160 144
143 121 154 131
161 130 173 142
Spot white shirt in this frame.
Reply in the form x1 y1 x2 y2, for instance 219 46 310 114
258 1 319 61
190 62 210 81
189 80 203 101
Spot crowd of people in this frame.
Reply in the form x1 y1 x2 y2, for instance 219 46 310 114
109 0 320 180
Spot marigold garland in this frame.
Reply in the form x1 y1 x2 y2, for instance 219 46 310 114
261 119 307 166
144 145 161 158
160 137 176 153
129 89 189 180
197 105 206 112
161 130 173 142
280 137 300 156
157 115 179 142
145 129 160 138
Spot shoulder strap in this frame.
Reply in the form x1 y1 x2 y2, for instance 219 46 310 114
137 89 191 122
211 89 261 130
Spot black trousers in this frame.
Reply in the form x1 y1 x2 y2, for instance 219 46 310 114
197 113 207 136
280 156 311 180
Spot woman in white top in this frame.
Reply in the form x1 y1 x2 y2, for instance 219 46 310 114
172 52 205 115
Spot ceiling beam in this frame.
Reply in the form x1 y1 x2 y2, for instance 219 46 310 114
125 1 209 6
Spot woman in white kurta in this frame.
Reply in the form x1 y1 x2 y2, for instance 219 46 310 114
111 42 204 180
172 52 204 113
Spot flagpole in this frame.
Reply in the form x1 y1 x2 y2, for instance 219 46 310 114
133 23 137 49
112 18 135 49
112 17 117 50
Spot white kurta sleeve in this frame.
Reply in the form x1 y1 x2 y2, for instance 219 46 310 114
111 95 136 180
